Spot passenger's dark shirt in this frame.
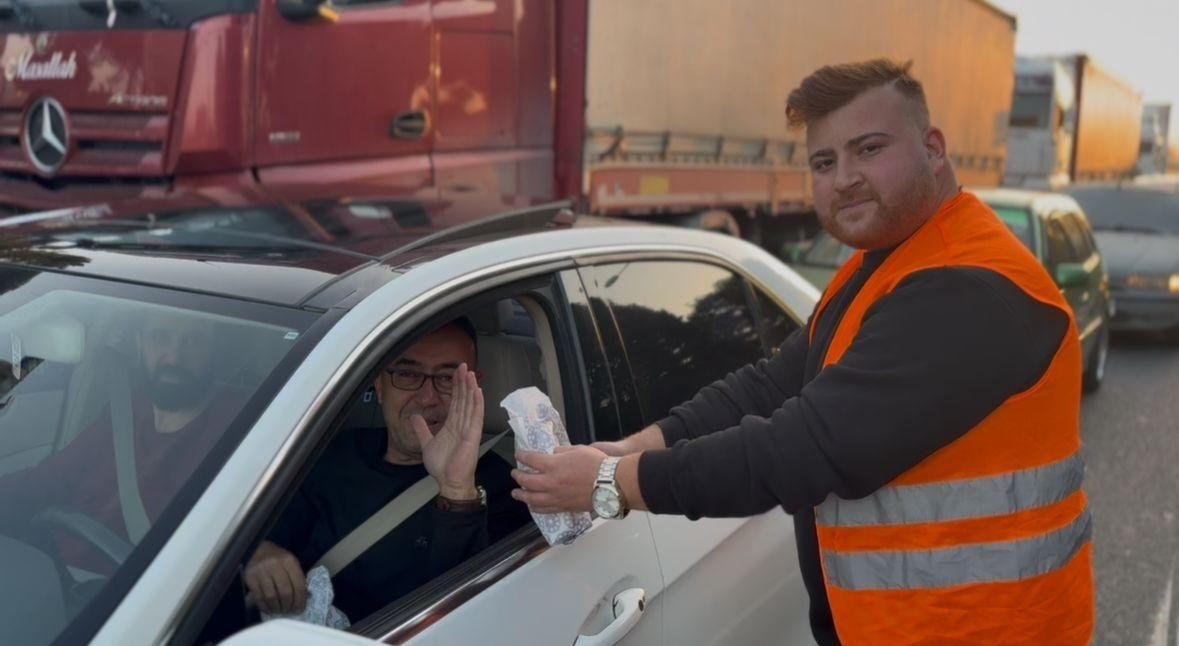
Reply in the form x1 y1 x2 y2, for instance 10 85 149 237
637 248 1070 645
269 426 530 620
0 391 243 574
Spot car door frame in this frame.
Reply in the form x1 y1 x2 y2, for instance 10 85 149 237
576 252 816 646
1045 209 1103 354
1060 209 1109 337
91 224 818 645
174 271 666 645
104 232 669 644
359 268 666 645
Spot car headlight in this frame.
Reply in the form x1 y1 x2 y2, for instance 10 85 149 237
1124 273 1179 293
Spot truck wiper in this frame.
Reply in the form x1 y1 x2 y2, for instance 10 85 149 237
0 0 41 30
78 0 177 29
141 0 178 28
67 238 298 256
1096 224 1164 234
55 229 378 260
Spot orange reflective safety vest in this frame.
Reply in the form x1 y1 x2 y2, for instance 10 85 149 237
809 191 1094 644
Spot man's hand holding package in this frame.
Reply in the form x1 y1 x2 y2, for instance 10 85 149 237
589 423 666 457
511 445 647 515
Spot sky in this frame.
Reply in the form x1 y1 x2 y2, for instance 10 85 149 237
989 0 1179 120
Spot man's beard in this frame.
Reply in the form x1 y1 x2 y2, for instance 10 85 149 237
823 171 938 249
149 365 214 412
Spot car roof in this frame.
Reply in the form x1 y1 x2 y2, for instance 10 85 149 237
1064 184 1179 232
0 198 585 310
971 187 1081 216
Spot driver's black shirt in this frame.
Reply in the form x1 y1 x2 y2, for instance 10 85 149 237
269 426 529 620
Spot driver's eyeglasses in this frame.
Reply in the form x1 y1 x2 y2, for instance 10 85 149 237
386 368 475 394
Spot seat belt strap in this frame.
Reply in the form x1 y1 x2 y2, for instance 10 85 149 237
111 367 150 543
316 430 511 576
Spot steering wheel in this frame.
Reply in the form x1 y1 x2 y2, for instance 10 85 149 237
28 506 134 568
20 506 136 613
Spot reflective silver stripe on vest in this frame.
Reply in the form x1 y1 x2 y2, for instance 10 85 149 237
817 453 1084 528
823 509 1092 591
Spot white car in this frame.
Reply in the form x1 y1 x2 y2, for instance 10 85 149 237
0 200 818 645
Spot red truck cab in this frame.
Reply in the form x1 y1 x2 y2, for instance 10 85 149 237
0 0 564 219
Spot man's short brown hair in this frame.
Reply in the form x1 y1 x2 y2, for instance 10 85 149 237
785 59 930 130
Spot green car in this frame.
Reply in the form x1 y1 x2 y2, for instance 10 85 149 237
784 188 1113 392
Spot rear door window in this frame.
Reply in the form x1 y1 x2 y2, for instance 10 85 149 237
752 286 803 354
582 261 765 426
1044 218 1077 269
1060 212 1095 260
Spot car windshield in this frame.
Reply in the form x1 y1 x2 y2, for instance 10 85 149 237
987 205 1035 251
1065 187 1179 235
0 266 317 645
13 205 330 252
0 1 255 31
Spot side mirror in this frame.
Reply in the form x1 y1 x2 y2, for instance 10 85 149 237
1054 262 1089 289
277 0 338 22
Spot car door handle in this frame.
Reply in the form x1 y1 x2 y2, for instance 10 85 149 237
390 110 428 139
574 588 646 646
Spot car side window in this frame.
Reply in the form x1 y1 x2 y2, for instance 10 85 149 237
1044 218 1076 269
582 260 765 427
1060 212 1095 260
558 271 626 442
199 288 600 642
751 285 803 354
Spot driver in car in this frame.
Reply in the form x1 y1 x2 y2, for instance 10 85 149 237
243 318 529 621
0 309 246 573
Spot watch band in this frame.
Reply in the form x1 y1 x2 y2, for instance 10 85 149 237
593 457 629 519
597 456 621 484
435 485 487 512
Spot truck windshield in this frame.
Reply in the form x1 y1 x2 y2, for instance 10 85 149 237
1010 93 1052 128
0 0 256 31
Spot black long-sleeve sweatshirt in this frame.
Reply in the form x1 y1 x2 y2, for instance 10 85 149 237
637 247 1070 645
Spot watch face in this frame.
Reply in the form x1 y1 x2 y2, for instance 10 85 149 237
593 487 620 518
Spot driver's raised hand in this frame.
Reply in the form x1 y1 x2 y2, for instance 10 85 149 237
411 363 484 500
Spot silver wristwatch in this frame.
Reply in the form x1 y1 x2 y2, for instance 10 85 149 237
591 456 629 519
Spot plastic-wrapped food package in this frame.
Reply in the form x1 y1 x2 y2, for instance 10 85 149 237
501 387 594 545
259 565 350 629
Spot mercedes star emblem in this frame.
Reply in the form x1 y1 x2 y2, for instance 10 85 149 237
23 96 69 174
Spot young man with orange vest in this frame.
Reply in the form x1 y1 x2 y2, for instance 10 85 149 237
511 59 1094 644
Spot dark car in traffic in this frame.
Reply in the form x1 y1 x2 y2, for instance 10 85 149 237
1064 185 1179 339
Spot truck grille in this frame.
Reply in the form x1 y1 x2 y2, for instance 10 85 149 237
0 108 168 178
